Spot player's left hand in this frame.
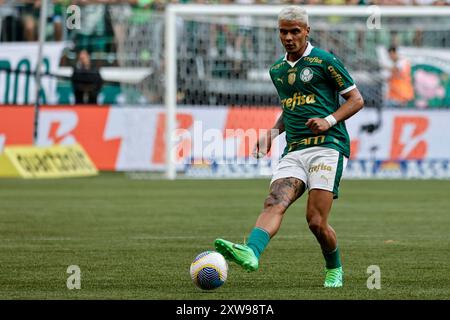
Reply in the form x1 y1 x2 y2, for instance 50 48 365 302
305 118 331 134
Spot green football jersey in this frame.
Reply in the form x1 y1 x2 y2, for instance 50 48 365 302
269 43 356 158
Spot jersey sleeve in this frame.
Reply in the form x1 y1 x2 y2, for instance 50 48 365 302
269 69 276 86
326 55 356 95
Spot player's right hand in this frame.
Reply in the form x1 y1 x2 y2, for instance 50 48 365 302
252 132 272 159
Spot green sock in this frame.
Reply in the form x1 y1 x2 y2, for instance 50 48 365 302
246 227 270 259
323 246 342 269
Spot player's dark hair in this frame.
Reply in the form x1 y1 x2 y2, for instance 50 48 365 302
388 46 397 53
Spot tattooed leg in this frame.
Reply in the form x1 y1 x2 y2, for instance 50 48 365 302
255 177 306 237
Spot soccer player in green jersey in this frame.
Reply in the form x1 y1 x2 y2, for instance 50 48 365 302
214 6 364 288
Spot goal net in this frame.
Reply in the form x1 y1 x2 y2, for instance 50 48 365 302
111 5 450 179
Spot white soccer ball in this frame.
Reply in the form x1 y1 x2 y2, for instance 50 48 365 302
190 251 228 290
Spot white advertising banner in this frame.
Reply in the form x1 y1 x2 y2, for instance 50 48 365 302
0 42 66 105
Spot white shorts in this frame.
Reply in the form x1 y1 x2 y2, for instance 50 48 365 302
270 147 348 198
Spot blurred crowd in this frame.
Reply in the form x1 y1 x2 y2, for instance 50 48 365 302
0 0 449 43
0 0 448 39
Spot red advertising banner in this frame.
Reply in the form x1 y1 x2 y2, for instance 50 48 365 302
1 106 450 171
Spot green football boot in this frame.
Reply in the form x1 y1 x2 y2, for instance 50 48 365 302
214 238 259 272
324 266 344 288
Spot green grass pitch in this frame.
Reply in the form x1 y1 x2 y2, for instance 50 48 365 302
0 173 449 299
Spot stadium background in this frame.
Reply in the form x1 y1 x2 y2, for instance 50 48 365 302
0 0 450 300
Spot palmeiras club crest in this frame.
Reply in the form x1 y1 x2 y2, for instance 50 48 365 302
300 67 314 82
